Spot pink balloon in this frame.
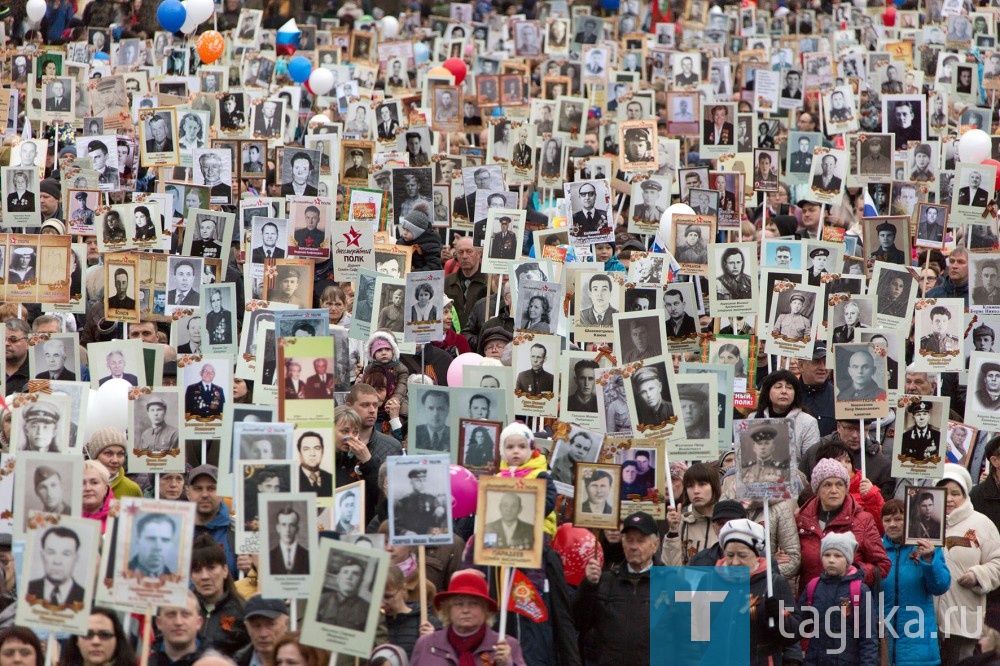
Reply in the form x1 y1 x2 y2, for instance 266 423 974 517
446 352 483 387
450 465 479 518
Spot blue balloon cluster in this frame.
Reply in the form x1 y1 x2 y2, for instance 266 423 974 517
287 56 313 84
157 0 187 33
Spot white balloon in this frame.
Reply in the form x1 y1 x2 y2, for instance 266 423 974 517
658 203 695 244
309 114 331 127
86 379 130 437
25 0 46 23
308 68 335 96
709 5 723 14
959 129 992 164
380 15 400 39
180 1 200 34
187 0 213 24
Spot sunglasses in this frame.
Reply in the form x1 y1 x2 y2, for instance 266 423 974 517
83 630 115 640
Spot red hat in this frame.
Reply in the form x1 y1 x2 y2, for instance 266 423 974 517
432 570 498 612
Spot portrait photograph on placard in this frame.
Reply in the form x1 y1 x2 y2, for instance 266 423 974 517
891 396 947 480
573 463 621 530
386 454 453 546
833 342 890 419
903 485 946 546
473 475 546 569
258 493 317 600
113 497 196 608
458 418 502 475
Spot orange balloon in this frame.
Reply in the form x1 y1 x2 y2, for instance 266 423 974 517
196 30 225 64
427 65 451 78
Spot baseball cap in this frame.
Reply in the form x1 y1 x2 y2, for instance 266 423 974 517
188 464 218 484
244 596 288 619
621 511 657 535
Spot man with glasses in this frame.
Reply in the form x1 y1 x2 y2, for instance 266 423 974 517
4 319 30 394
571 183 607 236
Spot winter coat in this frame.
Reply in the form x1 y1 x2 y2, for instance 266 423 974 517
573 565 659 666
401 229 444 272
194 501 238 578
925 275 969 306
796 494 891 588
971 474 1000 630
387 602 441 658
881 536 951 666
750 407 821 465
935 499 1000 639
802 430 895 500
410 626 526 666
110 471 143 498
800 566 879 665
197 591 249 658
849 470 885 535
664 504 716 566
720 477 803 581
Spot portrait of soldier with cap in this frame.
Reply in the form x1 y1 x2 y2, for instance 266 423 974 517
268 265 306 307
136 395 180 455
919 305 960 354
910 144 935 181
19 401 64 453
631 365 675 429
622 126 655 165
343 148 369 180
316 553 372 630
859 135 891 175
632 179 665 224
677 383 710 439
32 466 71 515
974 360 1000 411
739 424 790 485
773 291 813 339
488 216 518 260
973 323 997 352
870 220 906 265
806 247 830 286
900 400 940 462
392 467 448 536
70 190 95 229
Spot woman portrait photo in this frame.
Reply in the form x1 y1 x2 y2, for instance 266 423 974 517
539 138 562 178
178 113 205 151
133 205 157 241
520 295 552 333
463 424 497 468
410 283 437 322
103 210 126 244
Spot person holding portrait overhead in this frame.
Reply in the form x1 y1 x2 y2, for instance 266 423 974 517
269 506 310 575
27 526 86 606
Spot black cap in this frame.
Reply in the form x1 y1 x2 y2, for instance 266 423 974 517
188 464 218 484
811 342 828 360
621 511 657 535
244 596 288 619
711 500 748 522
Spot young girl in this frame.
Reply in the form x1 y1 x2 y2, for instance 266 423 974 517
362 331 410 439
497 423 557 538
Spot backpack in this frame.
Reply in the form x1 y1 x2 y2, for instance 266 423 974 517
805 575 862 610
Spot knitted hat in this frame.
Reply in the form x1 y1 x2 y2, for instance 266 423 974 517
499 422 535 450
41 218 66 235
399 209 431 237
87 427 127 460
39 178 61 200
719 518 766 555
810 457 849 492
820 531 858 562
937 462 973 497
370 337 393 356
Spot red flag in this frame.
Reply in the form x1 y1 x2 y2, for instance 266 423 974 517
506 569 548 623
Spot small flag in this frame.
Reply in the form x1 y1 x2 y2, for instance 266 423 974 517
863 189 878 218
275 19 300 56
507 569 548 623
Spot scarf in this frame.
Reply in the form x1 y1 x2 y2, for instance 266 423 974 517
447 624 487 666
398 553 417 578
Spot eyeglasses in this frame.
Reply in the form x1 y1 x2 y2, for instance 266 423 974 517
5 336 25 344
83 630 115 640
580 190 596 197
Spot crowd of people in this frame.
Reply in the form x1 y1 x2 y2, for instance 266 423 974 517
4 0 1000 663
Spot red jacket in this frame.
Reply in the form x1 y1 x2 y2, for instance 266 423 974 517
796 493 891 589
849 470 885 536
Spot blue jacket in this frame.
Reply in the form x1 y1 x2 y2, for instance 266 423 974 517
925 275 969 307
882 537 951 666
604 256 626 273
195 501 237 578
800 566 879 665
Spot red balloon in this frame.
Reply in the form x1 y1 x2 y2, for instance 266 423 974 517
882 6 896 27
442 57 467 85
983 158 1000 192
552 524 604 586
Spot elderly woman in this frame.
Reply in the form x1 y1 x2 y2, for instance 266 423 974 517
796 458 890 589
158 471 188 501
715 519 800 665
937 464 1000 663
58 607 135 666
0 627 43 666
82 460 115 533
87 428 142 498
270 634 330 666
411 569 525 666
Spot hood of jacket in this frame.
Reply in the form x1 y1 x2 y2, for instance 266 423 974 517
947 497 975 527
366 330 400 363
498 450 549 477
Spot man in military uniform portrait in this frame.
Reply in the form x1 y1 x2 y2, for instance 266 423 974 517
489 217 518 259
920 305 960 353
205 289 233 345
184 363 226 419
316 556 369 630
33 466 70 514
633 180 664 224
294 206 325 249
393 468 447 535
806 247 830 286
740 426 790 484
910 144 935 181
344 149 369 179
909 491 942 540
21 402 63 452
837 348 883 400
900 401 940 462
870 221 906 265
483 493 535 549
773 292 812 339
137 397 179 454
790 137 813 173
828 90 853 122
975 361 1000 410
515 344 555 395
70 191 95 228
860 136 891 174
632 366 674 428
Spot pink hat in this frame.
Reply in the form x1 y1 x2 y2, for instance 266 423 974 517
810 457 849 492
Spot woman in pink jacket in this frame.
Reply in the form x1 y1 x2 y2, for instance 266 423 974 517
411 570 526 666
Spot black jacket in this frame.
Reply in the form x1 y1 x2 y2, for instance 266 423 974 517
399 230 443 272
197 592 248 657
387 602 441 657
574 565 658 666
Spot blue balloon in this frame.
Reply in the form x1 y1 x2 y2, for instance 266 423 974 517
413 41 430 64
93 51 110 61
288 55 312 84
157 0 186 33
600 0 620 9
